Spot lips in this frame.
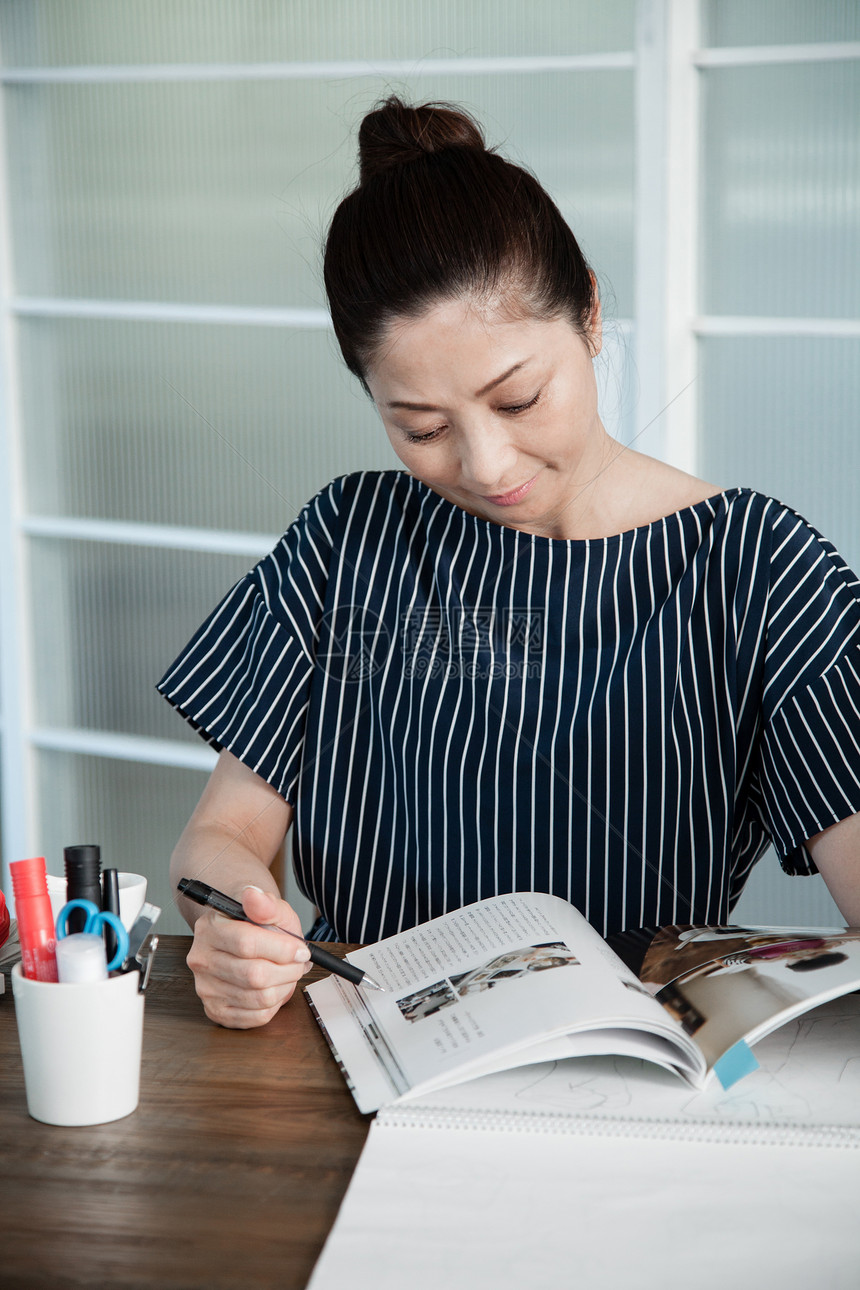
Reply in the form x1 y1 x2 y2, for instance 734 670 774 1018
482 474 539 507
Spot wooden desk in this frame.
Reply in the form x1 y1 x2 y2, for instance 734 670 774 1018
0 938 370 1290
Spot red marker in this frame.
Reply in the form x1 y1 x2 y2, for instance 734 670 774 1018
10 856 59 982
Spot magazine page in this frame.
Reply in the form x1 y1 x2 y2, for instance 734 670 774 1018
305 892 703 1113
611 923 860 1072
399 994 860 1139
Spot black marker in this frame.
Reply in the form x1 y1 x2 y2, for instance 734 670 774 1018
64 844 101 935
177 878 386 992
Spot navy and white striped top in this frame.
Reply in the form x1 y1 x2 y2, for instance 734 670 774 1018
158 471 860 942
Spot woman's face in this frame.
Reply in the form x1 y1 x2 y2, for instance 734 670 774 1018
365 297 605 539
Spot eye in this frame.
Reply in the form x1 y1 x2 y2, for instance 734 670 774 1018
403 425 445 445
499 391 541 415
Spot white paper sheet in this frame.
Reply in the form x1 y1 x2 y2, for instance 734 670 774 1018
309 1124 860 1290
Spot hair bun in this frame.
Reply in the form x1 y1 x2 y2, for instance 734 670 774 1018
358 96 486 184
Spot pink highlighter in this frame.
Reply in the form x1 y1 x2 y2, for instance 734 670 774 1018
10 856 59 982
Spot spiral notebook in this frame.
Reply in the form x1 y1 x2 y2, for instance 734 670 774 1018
308 994 860 1290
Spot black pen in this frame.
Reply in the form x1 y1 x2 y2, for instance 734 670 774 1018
102 867 121 964
177 878 386 992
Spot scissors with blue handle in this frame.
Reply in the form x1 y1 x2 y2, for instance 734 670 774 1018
55 899 129 973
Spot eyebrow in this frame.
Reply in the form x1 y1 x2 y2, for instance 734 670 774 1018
385 360 531 411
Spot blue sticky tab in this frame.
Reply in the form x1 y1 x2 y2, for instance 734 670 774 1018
713 1040 760 1090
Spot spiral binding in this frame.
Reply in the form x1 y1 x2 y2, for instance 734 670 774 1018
377 1104 860 1149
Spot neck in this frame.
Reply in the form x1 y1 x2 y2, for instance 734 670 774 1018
518 425 626 541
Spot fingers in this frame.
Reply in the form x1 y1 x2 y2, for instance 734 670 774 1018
201 906 309 966
196 976 301 1029
186 897 312 1029
239 885 308 947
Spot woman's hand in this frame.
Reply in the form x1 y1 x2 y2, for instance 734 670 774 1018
186 885 311 1028
169 749 306 1027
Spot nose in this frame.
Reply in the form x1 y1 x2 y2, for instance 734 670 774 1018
458 421 519 492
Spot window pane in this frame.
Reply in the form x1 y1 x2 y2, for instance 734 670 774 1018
30 539 255 741
701 62 860 318
6 71 634 314
698 336 860 570
2 0 635 66
20 318 392 530
732 851 843 926
704 0 860 48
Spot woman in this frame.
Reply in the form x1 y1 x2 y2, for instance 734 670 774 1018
159 97 860 1028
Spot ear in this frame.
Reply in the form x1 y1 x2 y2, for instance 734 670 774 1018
586 272 602 357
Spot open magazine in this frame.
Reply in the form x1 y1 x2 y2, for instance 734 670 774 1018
304 891 860 1114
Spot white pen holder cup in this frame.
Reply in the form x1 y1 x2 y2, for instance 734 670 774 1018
11 963 145 1126
46 871 147 931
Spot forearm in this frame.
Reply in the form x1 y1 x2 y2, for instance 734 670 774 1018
170 820 282 930
806 812 860 926
167 752 301 1026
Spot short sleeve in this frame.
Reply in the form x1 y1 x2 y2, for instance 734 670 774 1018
756 506 860 872
156 478 344 803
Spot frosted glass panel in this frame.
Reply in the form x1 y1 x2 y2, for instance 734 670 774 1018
697 337 860 570
5 71 634 314
1 0 635 65
701 63 860 317
732 851 844 927
30 540 255 740
34 752 316 937
20 318 394 529
704 0 860 48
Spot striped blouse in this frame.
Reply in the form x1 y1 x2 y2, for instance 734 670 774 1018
158 471 860 942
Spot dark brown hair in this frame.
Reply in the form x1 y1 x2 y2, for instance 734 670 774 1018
323 96 597 391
